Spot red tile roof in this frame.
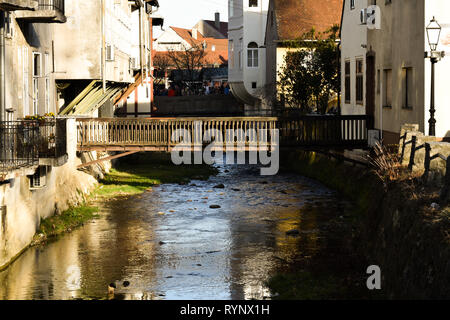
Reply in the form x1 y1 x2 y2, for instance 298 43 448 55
273 0 343 40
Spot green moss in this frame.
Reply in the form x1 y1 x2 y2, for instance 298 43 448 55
33 206 99 244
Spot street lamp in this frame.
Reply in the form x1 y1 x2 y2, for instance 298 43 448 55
426 17 443 136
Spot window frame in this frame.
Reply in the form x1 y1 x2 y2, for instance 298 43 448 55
402 67 414 109
344 60 351 103
383 69 393 108
247 42 259 68
355 58 364 105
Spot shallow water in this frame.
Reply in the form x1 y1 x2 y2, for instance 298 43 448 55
0 164 353 300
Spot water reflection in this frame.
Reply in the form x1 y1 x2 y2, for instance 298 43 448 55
0 165 351 300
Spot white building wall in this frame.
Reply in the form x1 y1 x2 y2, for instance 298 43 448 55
340 0 368 116
154 28 191 52
228 0 269 110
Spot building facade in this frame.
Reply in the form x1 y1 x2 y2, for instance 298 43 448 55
341 0 450 143
54 0 157 117
228 0 269 115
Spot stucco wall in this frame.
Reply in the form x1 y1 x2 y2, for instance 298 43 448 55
53 0 134 83
368 0 425 139
340 0 368 116
0 120 98 269
228 0 268 94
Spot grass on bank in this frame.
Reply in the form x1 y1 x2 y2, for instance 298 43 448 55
33 152 218 244
266 272 343 300
32 206 99 245
93 152 218 199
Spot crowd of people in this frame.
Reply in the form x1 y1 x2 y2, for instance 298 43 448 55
154 81 231 97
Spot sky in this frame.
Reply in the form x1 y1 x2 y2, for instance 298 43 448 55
153 0 229 38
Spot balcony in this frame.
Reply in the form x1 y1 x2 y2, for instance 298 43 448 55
0 119 68 178
0 0 37 11
15 0 66 23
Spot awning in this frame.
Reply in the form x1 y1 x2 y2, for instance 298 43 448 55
59 81 126 116
113 72 143 106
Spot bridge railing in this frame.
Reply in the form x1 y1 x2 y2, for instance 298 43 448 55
76 115 372 151
279 115 371 148
76 117 279 151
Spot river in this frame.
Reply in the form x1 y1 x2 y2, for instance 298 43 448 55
0 164 355 300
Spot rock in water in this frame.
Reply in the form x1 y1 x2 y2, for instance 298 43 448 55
123 281 130 287
286 229 300 236
213 184 225 189
210 205 221 209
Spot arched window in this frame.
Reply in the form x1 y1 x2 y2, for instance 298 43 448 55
247 42 259 68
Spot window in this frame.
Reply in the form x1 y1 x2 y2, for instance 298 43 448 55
344 61 351 103
32 52 41 115
33 78 39 115
106 44 115 61
247 42 258 68
383 69 392 108
377 69 380 94
45 78 50 114
356 59 364 104
33 52 41 77
249 0 258 7
402 67 413 109
239 38 243 69
350 0 355 9
29 166 48 189
229 40 234 69
23 47 29 117
252 82 257 89
230 0 234 17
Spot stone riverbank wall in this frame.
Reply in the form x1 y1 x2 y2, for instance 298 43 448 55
283 149 450 299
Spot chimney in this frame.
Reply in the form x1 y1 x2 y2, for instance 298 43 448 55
192 28 198 39
215 12 220 30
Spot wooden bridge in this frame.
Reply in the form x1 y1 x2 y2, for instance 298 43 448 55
76 115 372 153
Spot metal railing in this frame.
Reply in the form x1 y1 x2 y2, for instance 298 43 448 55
37 0 64 13
0 121 39 174
278 115 372 148
0 119 67 175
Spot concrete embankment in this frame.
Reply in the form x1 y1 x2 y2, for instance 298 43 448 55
282 150 450 299
0 120 101 270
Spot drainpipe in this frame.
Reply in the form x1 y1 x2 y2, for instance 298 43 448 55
101 0 106 93
139 5 144 80
380 72 383 141
0 11 5 122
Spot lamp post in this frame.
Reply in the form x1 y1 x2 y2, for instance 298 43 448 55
426 17 443 136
